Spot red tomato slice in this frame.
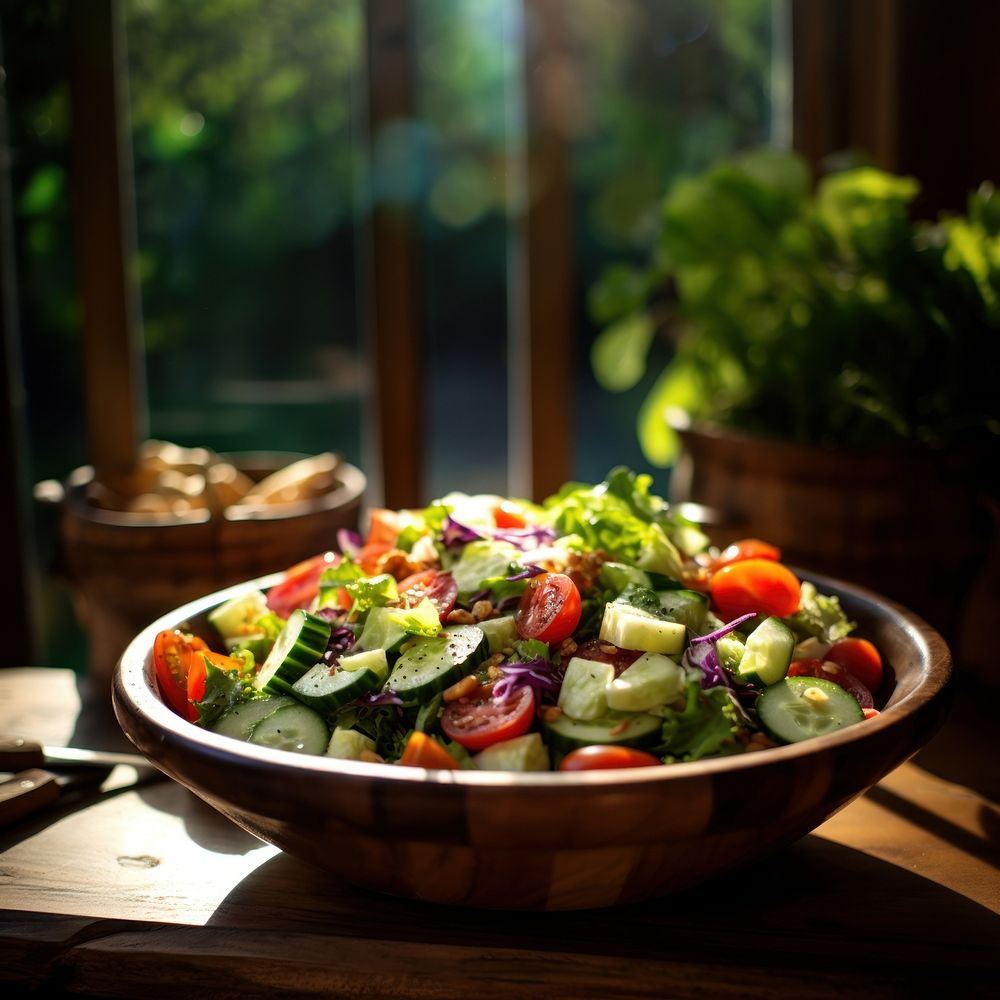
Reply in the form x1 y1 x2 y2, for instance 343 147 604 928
153 628 210 721
266 551 338 619
824 637 884 693
516 572 582 646
710 538 781 571
441 686 536 752
559 745 662 771
573 638 642 676
709 559 801 621
787 657 874 710
492 502 528 529
397 569 459 619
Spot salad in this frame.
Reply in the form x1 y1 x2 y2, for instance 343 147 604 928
152 467 887 771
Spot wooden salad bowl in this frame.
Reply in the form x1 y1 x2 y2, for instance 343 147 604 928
112 569 953 911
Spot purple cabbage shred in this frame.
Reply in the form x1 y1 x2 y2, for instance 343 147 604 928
505 564 546 582
492 526 557 551
495 593 522 613
360 691 404 707
688 612 757 645
442 516 483 550
336 528 363 557
321 625 358 664
683 642 731 691
492 657 561 702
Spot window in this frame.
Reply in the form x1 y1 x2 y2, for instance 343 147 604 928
2 0 786 669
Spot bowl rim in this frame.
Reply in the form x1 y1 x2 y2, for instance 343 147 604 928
113 567 953 790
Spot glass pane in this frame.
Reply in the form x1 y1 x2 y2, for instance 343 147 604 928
3 0 784 671
565 0 784 487
126 0 366 469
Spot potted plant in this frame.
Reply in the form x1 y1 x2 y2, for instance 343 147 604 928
588 146 1000 673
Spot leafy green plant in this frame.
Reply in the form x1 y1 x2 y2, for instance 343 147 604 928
589 146 1000 465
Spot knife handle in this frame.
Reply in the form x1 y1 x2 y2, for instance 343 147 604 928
0 736 45 771
0 769 60 825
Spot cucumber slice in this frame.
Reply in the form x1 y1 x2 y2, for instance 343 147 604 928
291 661 384 712
254 609 332 696
386 624 487 701
249 702 330 754
558 657 615 721
473 733 550 772
735 616 795 686
211 695 294 742
542 711 662 755
605 652 685 712
757 676 864 744
598 602 686 656
656 589 709 633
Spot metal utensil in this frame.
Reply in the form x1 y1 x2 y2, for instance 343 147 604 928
0 736 160 827
0 735 155 772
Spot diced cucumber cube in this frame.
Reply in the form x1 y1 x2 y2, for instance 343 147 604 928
473 732 550 771
605 652 685 712
208 590 269 640
558 656 615 721
599 603 686 655
478 615 518 654
716 634 746 673
326 727 377 760
736 616 795 686
338 647 389 681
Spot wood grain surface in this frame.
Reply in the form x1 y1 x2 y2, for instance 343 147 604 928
1 668 998 998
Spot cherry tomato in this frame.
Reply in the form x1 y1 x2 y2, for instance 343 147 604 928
787 658 874 710
709 559 801 621
492 501 528 529
573 638 642 676
266 551 338 619
397 731 461 769
397 569 459 619
152 628 210 721
441 686 536 752
825 637 884 693
710 538 781 571
365 507 402 546
559 745 662 771
516 572 582 645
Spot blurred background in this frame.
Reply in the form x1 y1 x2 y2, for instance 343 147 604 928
1 0 997 676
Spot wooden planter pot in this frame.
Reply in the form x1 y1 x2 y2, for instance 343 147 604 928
40 453 366 683
667 417 999 681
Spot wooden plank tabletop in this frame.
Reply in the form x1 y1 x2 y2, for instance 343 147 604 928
1 667 998 998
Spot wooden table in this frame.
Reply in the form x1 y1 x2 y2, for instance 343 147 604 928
1 667 998 998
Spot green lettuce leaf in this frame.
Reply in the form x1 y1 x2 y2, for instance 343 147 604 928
785 581 856 644
384 596 442 638
191 656 255 726
657 682 745 761
542 467 689 578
